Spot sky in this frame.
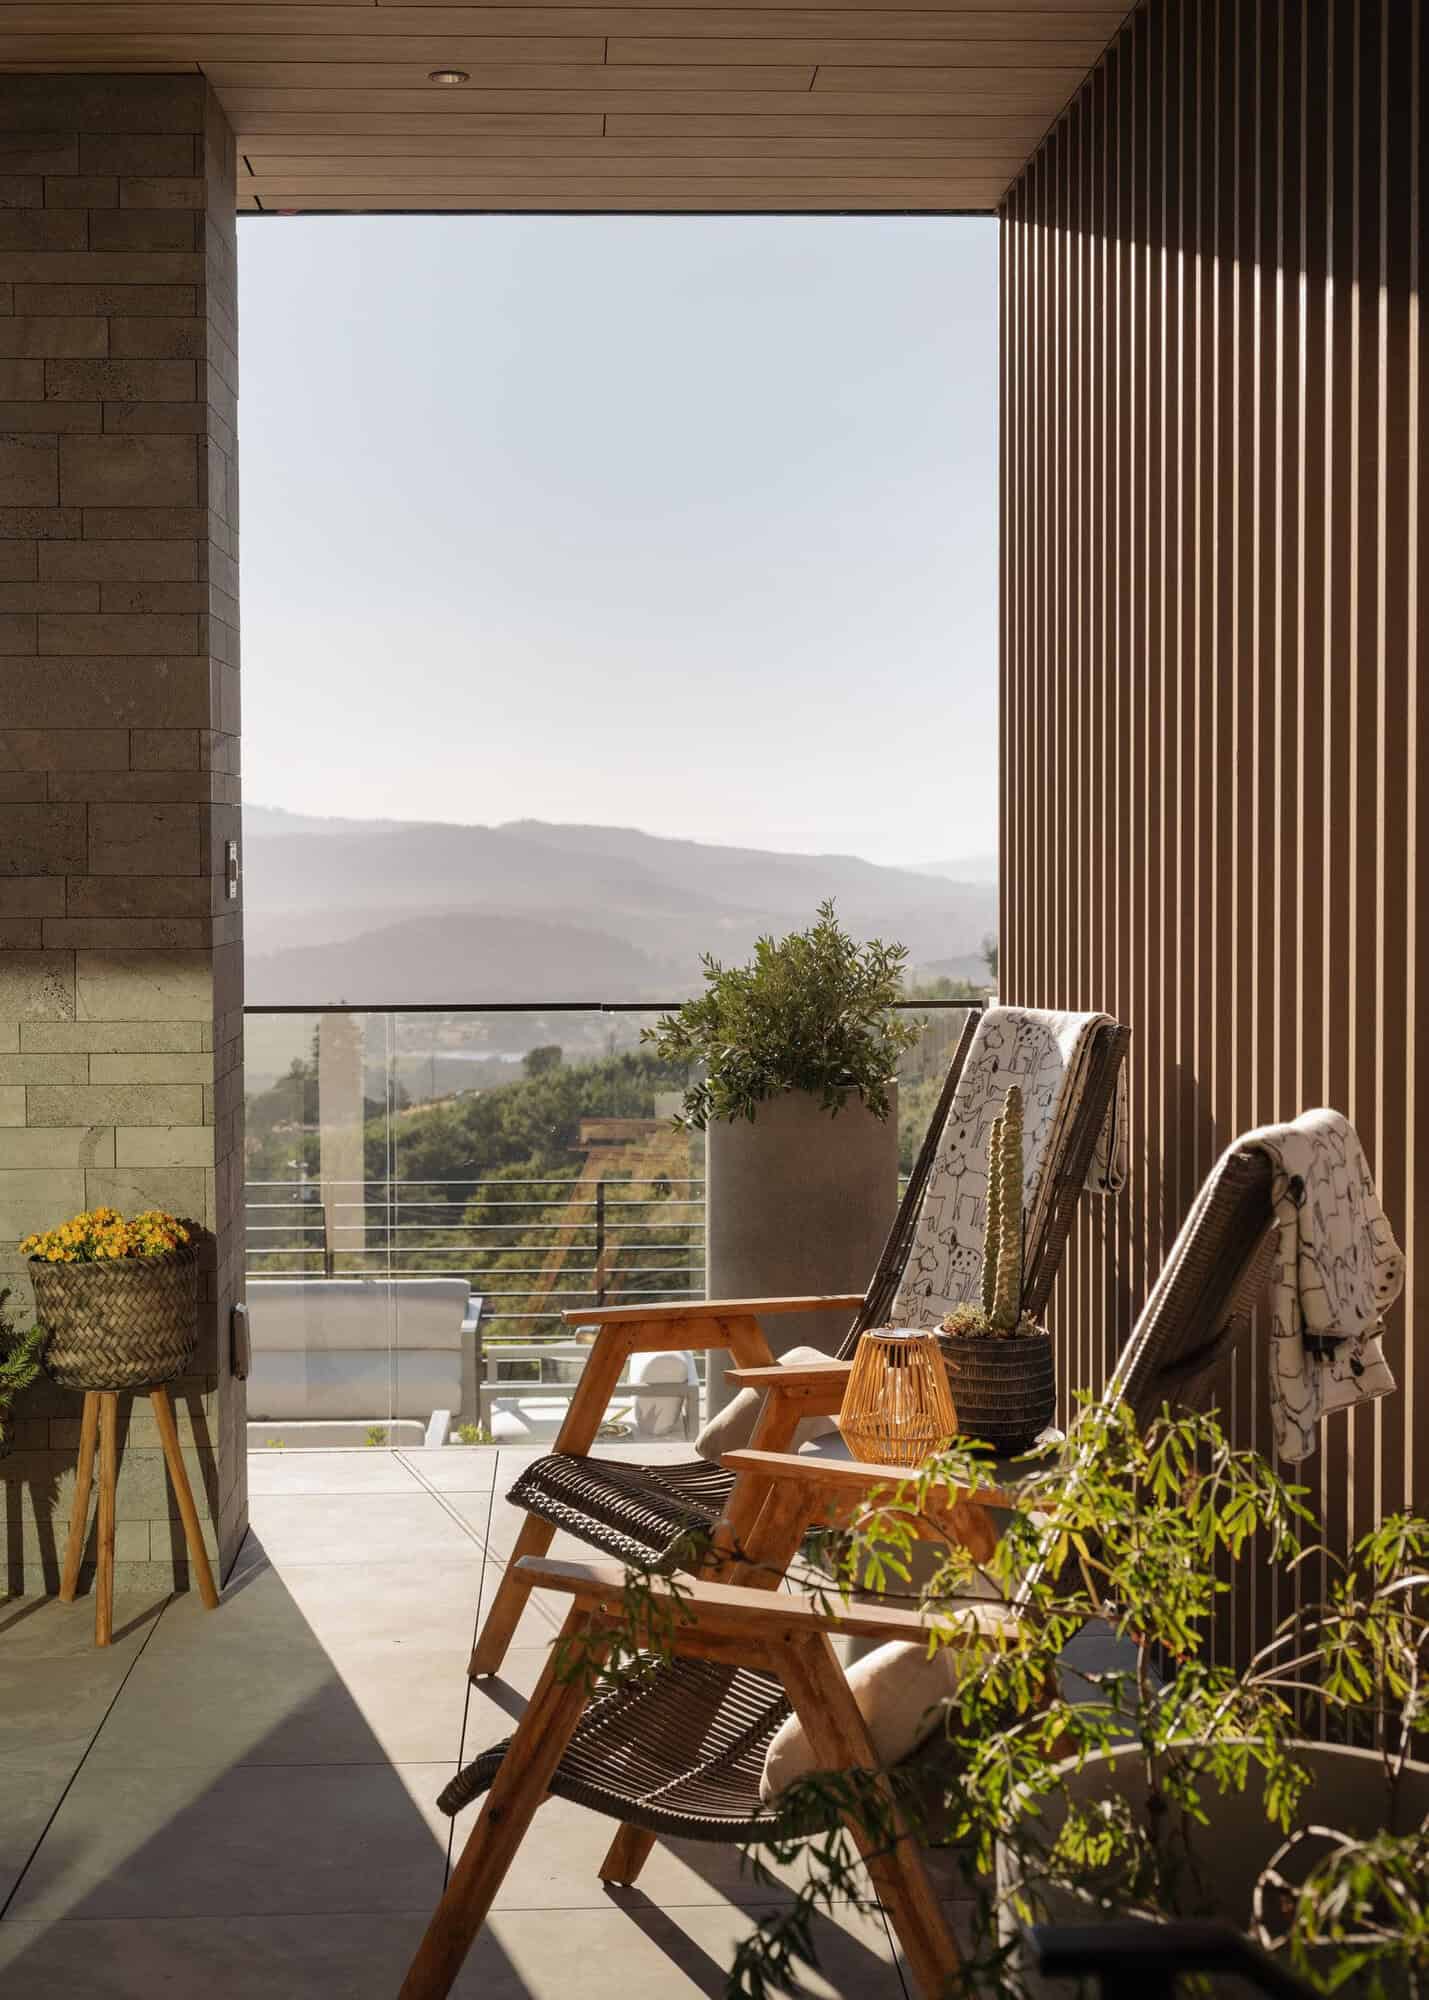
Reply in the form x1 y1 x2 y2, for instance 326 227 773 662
238 214 999 871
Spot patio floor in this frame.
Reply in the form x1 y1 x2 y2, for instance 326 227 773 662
0 1443 939 1998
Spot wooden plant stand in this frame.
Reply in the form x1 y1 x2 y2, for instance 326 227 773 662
57 1385 220 1646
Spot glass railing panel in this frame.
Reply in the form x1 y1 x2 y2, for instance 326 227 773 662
244 1008 398 1449
242 998 982 1457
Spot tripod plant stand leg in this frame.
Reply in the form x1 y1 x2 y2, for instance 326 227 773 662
95 1392 118 1647
59 1390 99 1604
150 1385 219 1610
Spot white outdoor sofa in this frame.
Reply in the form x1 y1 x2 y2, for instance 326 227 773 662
245 1277 484 1449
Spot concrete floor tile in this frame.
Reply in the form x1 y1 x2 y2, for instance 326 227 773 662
0 1594 163 1773
6 1761 455 1923
85 1558 480 1770
0 1757 76 1907
245 1449 425 1495
460 1791 835 1911
398 1446 500 1491
0 1904 902 2000
449 1493 601 1562
483 1901 905 1999
468 1555 590 1651
245 1490 483 1564
455 1644 553 1759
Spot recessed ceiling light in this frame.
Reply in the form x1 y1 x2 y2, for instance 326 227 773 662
428 68 470 84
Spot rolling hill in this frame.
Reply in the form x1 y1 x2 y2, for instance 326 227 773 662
243 806 997 1006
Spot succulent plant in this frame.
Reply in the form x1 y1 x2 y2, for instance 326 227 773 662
942 1087 1044 1340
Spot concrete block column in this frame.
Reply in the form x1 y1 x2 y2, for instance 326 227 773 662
0 75 244 1594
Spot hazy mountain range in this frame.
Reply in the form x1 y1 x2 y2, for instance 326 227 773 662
242 806 998 1006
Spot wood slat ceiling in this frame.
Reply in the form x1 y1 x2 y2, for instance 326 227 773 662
0 2 1131 213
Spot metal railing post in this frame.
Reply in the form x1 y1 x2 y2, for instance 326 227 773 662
594 1180 606 1308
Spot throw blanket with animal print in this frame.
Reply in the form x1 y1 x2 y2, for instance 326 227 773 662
1243 1109 1402 1462
892 1007 1121 1329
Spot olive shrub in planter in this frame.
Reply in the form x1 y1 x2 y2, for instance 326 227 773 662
642 902 919 1411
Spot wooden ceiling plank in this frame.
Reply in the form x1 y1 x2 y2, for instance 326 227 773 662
207 63 820 90
601 108 1047 133
221 85 1059 107
372 0 1121 13
0 8 1139 33
249 165 1017 184
605 36 1105 65
237 110 611 132
814 64 1085 95
244 133 1030 156
248 192 1005 210
231 107 1043 136
0 36 610 64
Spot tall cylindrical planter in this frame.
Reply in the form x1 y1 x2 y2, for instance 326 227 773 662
704 1085 898 1417
996 1743 1429 1998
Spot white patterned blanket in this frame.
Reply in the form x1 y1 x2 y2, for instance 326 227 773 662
891 1007 1122 1330
1242 1109 1402 1462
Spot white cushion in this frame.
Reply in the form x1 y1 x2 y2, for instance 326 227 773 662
630 1348 697 1438
694 1345 843 1463
758 1606 1014 1803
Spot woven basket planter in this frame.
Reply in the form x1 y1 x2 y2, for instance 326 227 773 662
936 1328 1055 1458
33 1248 198 1393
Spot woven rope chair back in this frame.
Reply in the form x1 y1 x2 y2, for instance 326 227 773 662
1108 1145 1278 1432
843 1011 1130 1358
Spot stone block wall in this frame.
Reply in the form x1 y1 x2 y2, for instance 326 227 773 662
0 75 244 1594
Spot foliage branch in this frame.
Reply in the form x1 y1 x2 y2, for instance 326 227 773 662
642 900 920 1129
559 1402 1429 1997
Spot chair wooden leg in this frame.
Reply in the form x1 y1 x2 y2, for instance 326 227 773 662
401 1606 602 2000
94 1393 118 1648
779 1634 960 2000
59 1391 99 1604
598 1822 658 1887
716 1388 804 1562
150 1386 219 1610
468 1512 556 1677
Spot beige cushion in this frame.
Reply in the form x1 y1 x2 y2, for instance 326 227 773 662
694 1345 843 1463
758 1604 1014 1803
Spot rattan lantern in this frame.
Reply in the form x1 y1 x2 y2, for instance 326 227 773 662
838 1326 958 1467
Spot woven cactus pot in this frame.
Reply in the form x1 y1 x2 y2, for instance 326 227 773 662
936 1328 1055 1457
33 1248 198 1392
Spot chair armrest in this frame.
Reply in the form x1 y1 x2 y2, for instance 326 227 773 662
514 1554 945 1645
726 1359 854 1413
722 1448 1016 1556
563 1294 865 1331
722 1448 1015 1511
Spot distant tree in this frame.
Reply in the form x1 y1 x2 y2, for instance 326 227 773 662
981 932 999 984
524 1044 563 1077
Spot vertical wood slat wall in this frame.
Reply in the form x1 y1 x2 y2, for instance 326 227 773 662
1000 0 1424 1633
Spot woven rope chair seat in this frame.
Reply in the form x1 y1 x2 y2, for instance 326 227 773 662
505 1452 736 1570
441 1657 795 1841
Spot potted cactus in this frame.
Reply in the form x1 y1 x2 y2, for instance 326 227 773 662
936 1085 1056 1455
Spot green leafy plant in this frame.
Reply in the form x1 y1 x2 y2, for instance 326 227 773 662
574 1404 1428 1997
0 1292 46 1452
455 1423 493 1446
641 900 920 1129
364 1425 388 1448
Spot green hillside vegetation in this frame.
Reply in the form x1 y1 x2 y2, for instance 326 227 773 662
246 1046 701 1336
244 992 987 1337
